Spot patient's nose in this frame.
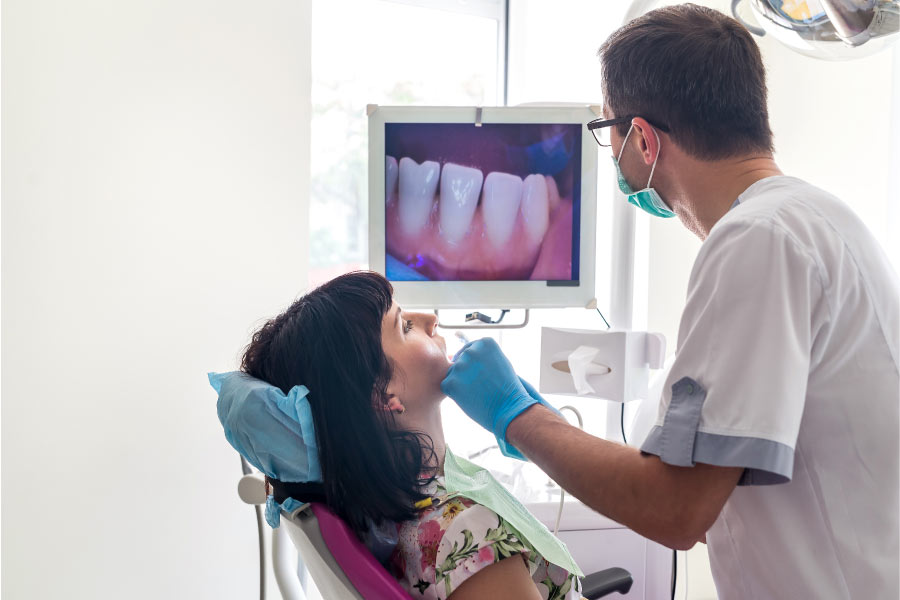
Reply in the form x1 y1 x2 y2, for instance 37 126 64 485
418 311 438 336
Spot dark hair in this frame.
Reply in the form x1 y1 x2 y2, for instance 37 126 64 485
241 271 436 535
598 3 774 160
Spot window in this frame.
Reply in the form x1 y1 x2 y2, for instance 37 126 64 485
309 0 506 286
308 0 629 466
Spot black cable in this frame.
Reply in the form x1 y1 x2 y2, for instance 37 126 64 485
465 309 509 324
596 305 673 597
241 457 266 600
467 445 500 460
672 549 677 599
596 307 629 445
595 307 611 329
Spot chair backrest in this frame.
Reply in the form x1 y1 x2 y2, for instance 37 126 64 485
281 502 413 600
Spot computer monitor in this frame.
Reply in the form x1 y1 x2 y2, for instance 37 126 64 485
368 105 598 309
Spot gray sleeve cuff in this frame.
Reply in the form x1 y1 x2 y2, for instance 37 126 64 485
641 425 794 485
639 376 794 485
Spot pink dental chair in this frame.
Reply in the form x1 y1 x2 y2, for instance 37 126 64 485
237 465 633 599
279 501 413 599
278 501 634 599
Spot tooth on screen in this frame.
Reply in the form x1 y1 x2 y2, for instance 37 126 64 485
482 172 523 249
546 175 561 212
521 174 550 244
386 156 399 206
439 163 483 245
398 157 440 236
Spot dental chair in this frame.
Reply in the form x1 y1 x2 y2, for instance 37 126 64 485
239 471 634 599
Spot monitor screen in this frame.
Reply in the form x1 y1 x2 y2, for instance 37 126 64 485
368 105 598 309
384 122 581 283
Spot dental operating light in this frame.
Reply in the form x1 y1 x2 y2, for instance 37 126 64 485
732 0 899 59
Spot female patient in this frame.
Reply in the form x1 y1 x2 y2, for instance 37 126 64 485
234 271 581 600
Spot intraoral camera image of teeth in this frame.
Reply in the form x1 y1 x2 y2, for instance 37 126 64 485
384 122 581 282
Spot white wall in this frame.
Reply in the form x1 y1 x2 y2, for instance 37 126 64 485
2 2 311 598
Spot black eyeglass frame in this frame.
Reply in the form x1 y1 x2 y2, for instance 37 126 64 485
587 115 670 147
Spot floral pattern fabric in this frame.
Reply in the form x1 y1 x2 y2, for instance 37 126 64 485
389 478 581 600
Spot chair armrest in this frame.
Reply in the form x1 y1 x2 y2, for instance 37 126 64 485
581 567 633 599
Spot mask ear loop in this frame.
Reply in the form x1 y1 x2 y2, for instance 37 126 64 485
616 123 635 162
645 127 661 189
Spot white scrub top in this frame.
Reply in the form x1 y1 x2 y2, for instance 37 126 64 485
641 176 899 599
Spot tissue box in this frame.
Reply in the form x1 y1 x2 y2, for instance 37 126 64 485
539 327 665 402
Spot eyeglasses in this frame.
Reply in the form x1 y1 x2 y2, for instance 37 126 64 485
587 115 670 147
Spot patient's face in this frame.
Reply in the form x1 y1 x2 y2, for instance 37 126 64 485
380 300 450 410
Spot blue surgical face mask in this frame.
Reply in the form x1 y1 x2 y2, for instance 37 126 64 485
612 124 675 219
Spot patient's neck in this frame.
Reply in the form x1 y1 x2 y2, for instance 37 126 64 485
395 402 446 476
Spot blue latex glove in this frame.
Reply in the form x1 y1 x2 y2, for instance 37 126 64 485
442 338 557 460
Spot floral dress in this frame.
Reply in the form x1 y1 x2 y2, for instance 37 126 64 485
389 477 582 600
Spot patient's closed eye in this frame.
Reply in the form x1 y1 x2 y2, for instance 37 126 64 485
404 319 414 333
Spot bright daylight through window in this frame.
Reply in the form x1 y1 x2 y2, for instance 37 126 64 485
309 0 505 286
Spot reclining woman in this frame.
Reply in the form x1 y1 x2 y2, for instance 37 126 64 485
213 271 583 600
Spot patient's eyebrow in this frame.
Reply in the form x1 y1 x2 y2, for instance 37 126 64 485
395 305 402 330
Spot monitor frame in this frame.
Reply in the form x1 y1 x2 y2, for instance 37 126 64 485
368 104 599 309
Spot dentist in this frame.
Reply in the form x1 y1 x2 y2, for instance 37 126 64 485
441 4 899 599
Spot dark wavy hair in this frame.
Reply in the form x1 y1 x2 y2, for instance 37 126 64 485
240 271 436 535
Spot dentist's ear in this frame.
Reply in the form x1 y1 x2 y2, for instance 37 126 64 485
630 117 661 166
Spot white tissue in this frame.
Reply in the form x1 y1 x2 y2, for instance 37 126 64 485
566 345 612 396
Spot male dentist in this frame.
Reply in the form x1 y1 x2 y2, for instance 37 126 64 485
442 5 899 599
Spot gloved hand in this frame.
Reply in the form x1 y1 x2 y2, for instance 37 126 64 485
442 338 555 460
518 375 545 407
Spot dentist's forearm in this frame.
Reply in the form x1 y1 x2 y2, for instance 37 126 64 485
506 404 742 550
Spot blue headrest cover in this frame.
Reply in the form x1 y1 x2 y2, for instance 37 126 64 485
210 371 321 483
